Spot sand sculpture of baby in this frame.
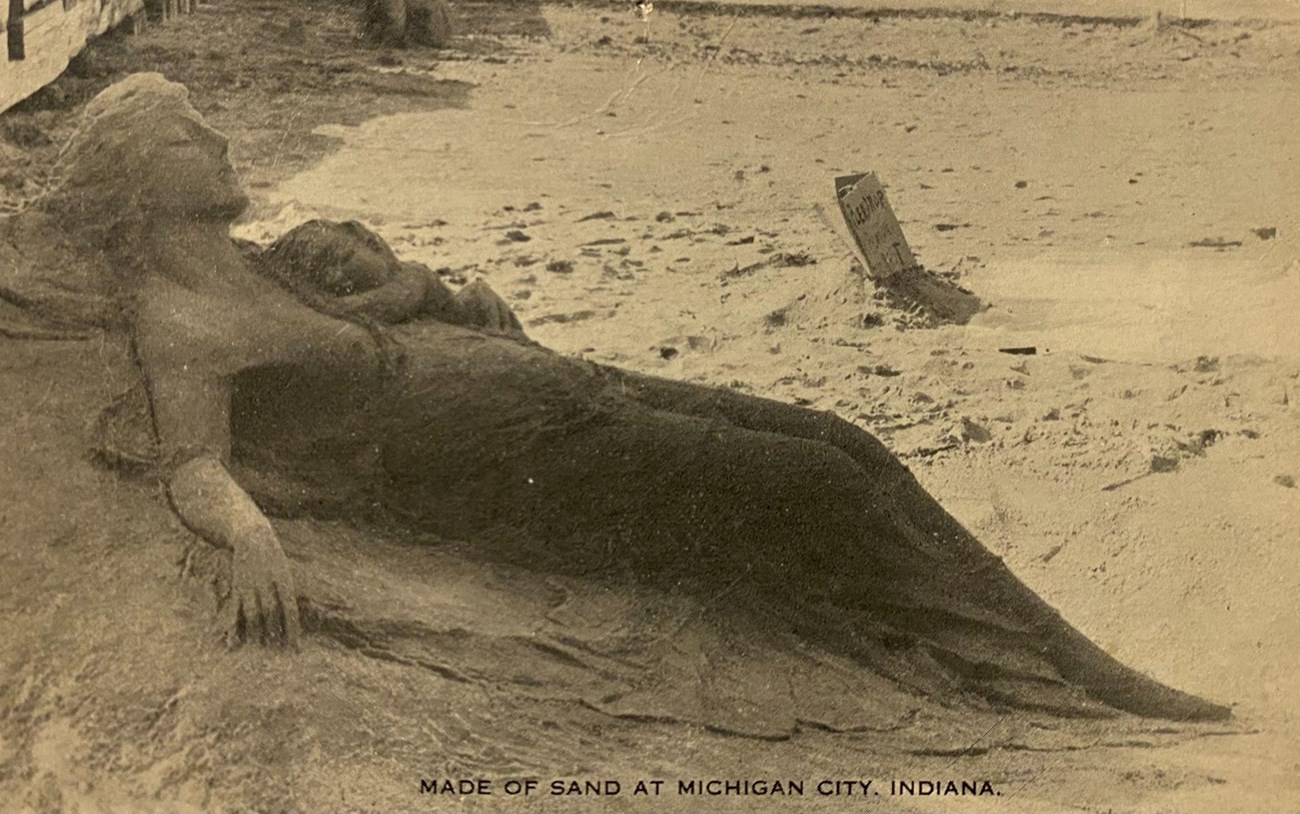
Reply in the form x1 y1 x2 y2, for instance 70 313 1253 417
3 73 1229 723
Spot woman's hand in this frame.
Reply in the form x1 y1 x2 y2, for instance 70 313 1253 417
168 456 302 648
454 280 524 335
225 522 302 648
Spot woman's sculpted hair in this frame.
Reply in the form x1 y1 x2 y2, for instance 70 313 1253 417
37 73 224 262
0 75 218 330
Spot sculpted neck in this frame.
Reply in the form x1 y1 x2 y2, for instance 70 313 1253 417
138 219 249 291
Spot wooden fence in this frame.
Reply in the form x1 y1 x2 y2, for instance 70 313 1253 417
0 0 200 113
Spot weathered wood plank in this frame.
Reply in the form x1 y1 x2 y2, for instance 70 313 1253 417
1 0 145 113
2 3 86 112
92 0 146 35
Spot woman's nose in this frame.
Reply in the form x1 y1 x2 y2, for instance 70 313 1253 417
198 127 229 158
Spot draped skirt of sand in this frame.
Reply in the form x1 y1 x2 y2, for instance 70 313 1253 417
225 320 1229 725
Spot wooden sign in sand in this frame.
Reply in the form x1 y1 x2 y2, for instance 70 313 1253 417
836 172 918 281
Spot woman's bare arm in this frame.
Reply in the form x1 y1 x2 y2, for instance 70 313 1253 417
131 275 385 648
131 342 300 647
169 456 302 646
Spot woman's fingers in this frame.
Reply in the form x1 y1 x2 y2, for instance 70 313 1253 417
222 570 300 648
246 590 267 645
222 592 243 649
279 582 303 647
266 580 300 648
264 590 287 645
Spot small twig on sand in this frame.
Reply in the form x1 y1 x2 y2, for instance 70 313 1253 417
1101 472 1153 492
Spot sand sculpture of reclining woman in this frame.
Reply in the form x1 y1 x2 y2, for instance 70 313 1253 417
4 73 1229 723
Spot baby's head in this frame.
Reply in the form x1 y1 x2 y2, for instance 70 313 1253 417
258 219 402 297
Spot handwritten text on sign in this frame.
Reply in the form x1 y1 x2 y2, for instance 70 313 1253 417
836 172 917 281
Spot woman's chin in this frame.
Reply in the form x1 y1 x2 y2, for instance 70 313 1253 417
201 191 251 222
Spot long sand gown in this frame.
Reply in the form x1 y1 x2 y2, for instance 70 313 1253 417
224 306 1227 722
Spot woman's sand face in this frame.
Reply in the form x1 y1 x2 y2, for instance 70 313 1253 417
141 115 249 221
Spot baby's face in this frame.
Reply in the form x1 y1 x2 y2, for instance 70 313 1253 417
326 242 394 296
262 220 402 298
